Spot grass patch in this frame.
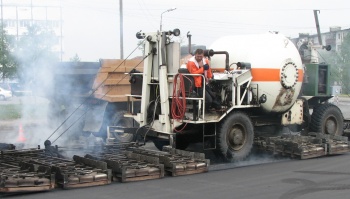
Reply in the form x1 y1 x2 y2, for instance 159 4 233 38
0 104 47 120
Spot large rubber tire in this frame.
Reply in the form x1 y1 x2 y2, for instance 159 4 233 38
95 110 135 142
152 139 169 151
310 104 343 136
109 110 135 142
216 111 254 162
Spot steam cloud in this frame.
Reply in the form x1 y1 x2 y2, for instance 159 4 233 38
0 24 105 153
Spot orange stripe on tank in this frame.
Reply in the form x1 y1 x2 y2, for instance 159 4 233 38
211 68 304 82
251 68 280 81
251 68 304 82
297 69 303 82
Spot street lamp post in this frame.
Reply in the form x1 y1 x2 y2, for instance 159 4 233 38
160 7 176 32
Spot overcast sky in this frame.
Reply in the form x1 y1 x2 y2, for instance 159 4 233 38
59 0 350 61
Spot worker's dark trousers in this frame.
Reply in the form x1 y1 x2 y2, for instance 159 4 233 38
196 87 213 111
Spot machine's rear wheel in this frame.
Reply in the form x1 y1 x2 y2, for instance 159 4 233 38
216 111 254 162
152 139 168 151
95 110 135 142
310 104 343 136
110 111 135 142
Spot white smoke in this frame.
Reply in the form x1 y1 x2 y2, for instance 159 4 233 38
0 24 82 150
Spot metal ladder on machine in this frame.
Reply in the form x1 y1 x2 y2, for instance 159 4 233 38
202 123 217 150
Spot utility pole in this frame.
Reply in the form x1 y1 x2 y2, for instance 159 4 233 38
16 6 18 41
119 0 123 59
0 0 2 43
313 10 322 46
59 0 63 61
30 0 33 23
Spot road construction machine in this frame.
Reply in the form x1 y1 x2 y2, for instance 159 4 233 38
47 60 144 142
2 12 350 195
47 49 195 143
105 26 349 162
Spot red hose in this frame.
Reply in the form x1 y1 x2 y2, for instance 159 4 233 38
171 73 188 120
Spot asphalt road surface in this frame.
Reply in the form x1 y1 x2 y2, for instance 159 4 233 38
2 97 350 199
2 154 350 199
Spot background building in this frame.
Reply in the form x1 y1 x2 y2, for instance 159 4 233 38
291 26 350 52
0 0 63 60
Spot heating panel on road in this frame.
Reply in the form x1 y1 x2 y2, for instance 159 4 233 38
85 143 165 182
0 148 111 191
20 155 111 189
0 150 55 193
132 146 210 176
83 143 209 181
254 133 350 159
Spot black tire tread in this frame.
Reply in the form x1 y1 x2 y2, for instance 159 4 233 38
96 110 135 142
216 111 254 162
111 110 135 142
152 140 169 151
310 103 343 135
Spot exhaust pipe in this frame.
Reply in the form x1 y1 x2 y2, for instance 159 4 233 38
204 49 230 71
187 31 192 55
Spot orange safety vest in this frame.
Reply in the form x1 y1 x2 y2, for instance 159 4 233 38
186 57 213 88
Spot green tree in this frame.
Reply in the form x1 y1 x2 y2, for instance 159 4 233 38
14 24 59 84
319 50 340 86
324 33 350 94
340 34 350 60
338 33 350 94
0 28 17 82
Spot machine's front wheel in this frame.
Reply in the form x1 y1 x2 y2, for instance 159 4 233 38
310 104 343 136
216 111 254 162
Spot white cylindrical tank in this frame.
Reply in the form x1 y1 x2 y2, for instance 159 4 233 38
209 33 303 113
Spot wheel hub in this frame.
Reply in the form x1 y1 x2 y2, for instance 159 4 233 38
227 126 246 151
110 114 134 142
325 116 337 135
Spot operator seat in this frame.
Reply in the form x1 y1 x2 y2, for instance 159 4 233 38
177 68 195 97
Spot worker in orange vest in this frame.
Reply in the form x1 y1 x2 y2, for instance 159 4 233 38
186 49 220 112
